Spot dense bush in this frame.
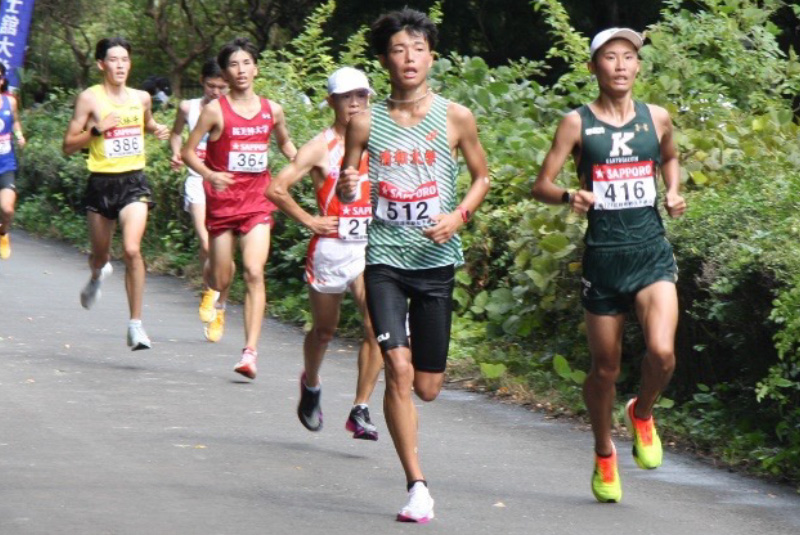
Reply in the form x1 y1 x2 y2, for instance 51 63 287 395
15 0 800 486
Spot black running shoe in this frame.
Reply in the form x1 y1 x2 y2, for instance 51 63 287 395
346 405 378 441
297 372 323 431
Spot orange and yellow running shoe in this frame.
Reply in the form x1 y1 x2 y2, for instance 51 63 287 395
591 444 622 503
0 233 10 260
203 308 225 343
625 397 663 469
198 289 219 323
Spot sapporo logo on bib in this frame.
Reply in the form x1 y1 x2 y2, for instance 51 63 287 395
376 180 441 227
104 126 143 158
593 161 656 210
229 141 268 173
338 204 372 241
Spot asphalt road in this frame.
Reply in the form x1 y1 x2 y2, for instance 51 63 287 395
1 230 799 535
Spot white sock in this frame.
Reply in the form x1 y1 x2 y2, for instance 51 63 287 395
129 319 142 327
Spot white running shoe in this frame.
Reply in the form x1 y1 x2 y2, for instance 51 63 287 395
396 482 434 523
80 262 113 309
127 322 152 351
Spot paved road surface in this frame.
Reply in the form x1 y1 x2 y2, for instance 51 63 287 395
1 231 799 535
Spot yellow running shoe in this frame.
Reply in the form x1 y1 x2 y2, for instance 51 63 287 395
591 444 622 503
204 308 225 343
0 233 10 259
625 397 663 469
198 289 219 323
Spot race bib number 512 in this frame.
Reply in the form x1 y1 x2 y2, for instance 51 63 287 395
375 180 441 227
593 161 657 210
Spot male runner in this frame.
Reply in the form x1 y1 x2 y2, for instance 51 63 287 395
63 37 170 350
169 59 230 335
0 62 26 260
532 28 687 503
268 67 383 440
182 37 296 379
337 9 490 522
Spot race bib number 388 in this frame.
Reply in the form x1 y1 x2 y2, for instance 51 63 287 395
104 126 144 158
593 161 657 210
375 180 441 227
228 142 268 173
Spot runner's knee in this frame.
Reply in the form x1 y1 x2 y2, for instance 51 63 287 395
310 325 336 345
647 346 675 373
242 264 264 286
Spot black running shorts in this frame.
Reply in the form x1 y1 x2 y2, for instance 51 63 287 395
0 171 15 191
364 263 455 373
85 170 154 220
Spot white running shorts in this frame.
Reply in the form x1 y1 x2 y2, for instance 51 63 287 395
305 237 366 294
183 174 206 212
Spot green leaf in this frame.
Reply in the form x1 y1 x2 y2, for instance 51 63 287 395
570 369 587 384
480 362 507 380
539 233 570 254
553 354 572 380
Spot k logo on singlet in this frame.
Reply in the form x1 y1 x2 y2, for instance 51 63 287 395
609 132 635 157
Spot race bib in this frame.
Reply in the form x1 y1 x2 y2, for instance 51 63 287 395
228 142 268 173
196 135 208 160
0 133 11 155
593 161 657 210
104 126 144 158
338 205 372 241
376 180 441 227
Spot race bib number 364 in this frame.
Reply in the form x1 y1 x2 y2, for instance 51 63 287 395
104 126 143 158
593 161 657 210
228 142 268 173
375 180 441 227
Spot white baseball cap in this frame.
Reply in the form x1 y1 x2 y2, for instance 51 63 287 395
589 28 644 58
327 67 375 96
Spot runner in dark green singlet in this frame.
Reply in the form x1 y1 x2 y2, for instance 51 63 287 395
532 28 687 503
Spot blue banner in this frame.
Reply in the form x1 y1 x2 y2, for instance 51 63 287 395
0 0 35 89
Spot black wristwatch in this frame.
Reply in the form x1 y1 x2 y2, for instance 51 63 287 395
561 190 572 204
91 126 103 137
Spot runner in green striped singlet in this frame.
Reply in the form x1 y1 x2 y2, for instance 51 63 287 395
337 8 490 523
532 29 687 504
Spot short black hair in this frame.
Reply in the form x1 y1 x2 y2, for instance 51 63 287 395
200 58 224 80
370 8 438 56
217 38 259 69
95 37 132 61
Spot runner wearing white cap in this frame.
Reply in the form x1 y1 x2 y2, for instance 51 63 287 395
267 67 383 440
532 28 686 503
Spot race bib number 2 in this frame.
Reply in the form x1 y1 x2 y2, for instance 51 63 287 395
104 126 143 158
338 205 372 241
593 161 657 210
375 180 441 227
228 142 268 173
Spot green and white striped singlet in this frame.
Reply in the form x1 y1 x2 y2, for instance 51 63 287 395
366 94 463 269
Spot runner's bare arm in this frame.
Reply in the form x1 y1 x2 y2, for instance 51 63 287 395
182 101 233 191
531 111 593 213
337 111 370 203
141 91 169 140
169 100 191 170
267 135 338 235
62 91 98 155
10 96 25 149
269 101 297 160
650 105 685 218
424 103 489 244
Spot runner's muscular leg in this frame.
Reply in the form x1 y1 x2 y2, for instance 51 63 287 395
208 230 235 293
188 203 212 289
0 188 16 231
238 223 270 350
634 280 678 419
87 211 115 273
383 345 423 483
584 311 626 457
304 289 344 388
350 273 383 405
118 202 149 319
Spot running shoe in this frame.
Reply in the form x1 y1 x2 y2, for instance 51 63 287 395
346 405 378 441
397 482 434 523
0 233 10 259
625 397 663 469
591 444 622 503
127 322 152 351
234 348 257 379
297 372 323 431
203 308 225 343
80 262 113 309
198 289 219 323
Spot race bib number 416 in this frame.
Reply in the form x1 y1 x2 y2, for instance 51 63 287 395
104 126 143 158
375 180 441 227
593 161 657 210
228 142 268 173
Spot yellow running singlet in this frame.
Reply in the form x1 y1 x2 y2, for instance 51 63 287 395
87 85 146 173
